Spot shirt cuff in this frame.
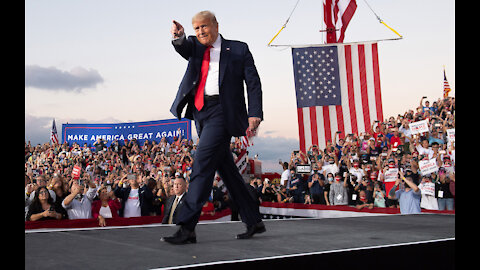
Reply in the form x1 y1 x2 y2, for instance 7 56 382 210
172 33 186 45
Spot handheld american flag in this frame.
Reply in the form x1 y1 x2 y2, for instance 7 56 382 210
239 127 257 149
443 68 451 98
292 42 384 152
51 119 59 145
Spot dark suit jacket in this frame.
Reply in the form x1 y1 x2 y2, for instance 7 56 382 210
170 34 263 137
162 194 186 224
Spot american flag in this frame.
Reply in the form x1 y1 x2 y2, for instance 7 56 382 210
292 42 384 152
323 0 357 43
443 68 451 98
239 128 257 149
51 119 59 145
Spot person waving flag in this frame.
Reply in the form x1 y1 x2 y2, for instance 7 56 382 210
51 118 59 145
443 67 452 98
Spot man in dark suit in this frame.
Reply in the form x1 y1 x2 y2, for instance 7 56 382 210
162 176 188 225
161 10 265 244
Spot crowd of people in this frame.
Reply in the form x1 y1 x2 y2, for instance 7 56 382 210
272 96 455 214
24 95 455 226
24 127 248 226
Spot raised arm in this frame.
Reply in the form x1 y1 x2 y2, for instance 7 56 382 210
171 20 192 60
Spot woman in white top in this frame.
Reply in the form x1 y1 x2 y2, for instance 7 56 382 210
92 186 121 227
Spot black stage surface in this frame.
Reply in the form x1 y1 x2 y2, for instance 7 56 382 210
25 214 455 270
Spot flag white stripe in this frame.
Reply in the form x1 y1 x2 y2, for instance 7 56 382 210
316 107 326 150
337 44 352 136
328 105 338 143
302 107 312 150
364 43 379 129
350 45 365 134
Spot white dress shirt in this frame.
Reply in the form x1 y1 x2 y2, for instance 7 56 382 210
172 33 221 96
203 35 221 96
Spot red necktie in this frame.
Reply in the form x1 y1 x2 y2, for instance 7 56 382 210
194 46 212 111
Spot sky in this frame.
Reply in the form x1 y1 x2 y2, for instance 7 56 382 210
25 0 455 173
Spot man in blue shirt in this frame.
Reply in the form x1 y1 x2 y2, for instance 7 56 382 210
290 173 308 203
388 171 421 214
308 171 325 204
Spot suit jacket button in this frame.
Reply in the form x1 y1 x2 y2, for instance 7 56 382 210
193 81 197 85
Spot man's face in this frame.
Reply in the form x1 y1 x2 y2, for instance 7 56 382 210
173 178 187 196
192 17 219 47
422 140 429 148
129 176 139 188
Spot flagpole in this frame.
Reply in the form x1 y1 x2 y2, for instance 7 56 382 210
268 37 402 48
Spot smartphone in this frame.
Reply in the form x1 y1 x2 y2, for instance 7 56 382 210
127 174 136 180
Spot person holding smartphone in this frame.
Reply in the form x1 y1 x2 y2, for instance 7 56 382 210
114 173 154 218
62 175 97 219
387 171 421 214
91 186 121 227
26 186 66 221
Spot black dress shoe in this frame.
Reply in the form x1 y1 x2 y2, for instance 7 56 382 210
236 221 266 239
161 226 197 244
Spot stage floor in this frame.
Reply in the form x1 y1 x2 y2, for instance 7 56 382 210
25 214 455 270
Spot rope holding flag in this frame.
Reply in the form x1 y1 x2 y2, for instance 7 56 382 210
362 0 403 38
267 0 301 46
379 20 402 38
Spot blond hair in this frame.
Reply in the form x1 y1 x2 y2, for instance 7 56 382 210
192 10 218 25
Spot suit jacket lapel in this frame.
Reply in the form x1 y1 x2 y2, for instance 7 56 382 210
219 35 230 88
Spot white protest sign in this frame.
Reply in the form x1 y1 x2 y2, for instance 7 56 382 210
409 119 429 135
446 128 455 143
384 168 398 182
420 182 435 196
419 158 439 175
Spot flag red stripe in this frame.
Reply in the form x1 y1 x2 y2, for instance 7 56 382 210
297 107 306 153
322 106 332 144
335 105 345 138
371 43 384 123
336 0 357 43
324 0 337 43
309 107 319 147
333 0 339 24
357 44 371 133
344 45 358 135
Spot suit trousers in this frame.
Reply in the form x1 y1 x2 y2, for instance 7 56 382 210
176 98 262 231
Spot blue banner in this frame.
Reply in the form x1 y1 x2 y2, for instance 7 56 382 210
61 118 192 147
